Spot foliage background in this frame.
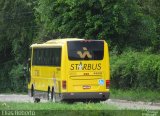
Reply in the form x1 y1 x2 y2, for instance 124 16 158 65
0 0 159 92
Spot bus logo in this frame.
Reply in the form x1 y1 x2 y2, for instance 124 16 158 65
77 47 92 59
78 62 83 70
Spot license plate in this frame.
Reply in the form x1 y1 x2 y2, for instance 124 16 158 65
83 85 91 89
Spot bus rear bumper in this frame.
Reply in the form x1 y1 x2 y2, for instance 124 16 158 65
61 92 110 101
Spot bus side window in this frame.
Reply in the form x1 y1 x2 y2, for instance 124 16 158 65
54 48 61 66
32 48 61 66
50 48 54 66
46 49 49 65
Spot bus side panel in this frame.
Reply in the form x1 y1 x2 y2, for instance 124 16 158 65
60 44 67 93
28 47 62 99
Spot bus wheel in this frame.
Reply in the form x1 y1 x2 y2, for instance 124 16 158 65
51 87 56 102
47 87 50 100
31 85 34 97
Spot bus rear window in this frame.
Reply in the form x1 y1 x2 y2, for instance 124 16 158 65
67 41 104 60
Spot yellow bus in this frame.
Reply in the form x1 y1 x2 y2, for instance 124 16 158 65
28 38 110 102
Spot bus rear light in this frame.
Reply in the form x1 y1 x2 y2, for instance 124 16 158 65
62 80 66 90
106 80 110 89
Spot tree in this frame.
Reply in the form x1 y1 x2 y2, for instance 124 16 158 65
0 0 37 92
137 0 160 51
35 0 158 51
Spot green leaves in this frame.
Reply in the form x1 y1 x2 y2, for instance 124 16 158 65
35 0 159 51
111 50 160 90
0 0 36 62
0 0 36 92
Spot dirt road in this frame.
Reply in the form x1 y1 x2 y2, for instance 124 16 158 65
105 99 160 110
0 94 160 110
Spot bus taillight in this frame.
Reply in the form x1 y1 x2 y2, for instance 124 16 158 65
106 80 110 89
62 80 66 89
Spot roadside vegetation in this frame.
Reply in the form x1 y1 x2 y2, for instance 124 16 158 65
110 50 160 102
111 89 160 102
0 102 156 116
110 50 160 90
0 102 117 110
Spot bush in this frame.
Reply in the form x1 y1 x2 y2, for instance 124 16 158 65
0 60 14 93
9 64 27 92
110 50 160 90
137 54 160 89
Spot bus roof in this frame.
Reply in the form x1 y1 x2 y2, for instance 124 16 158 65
30 38 84 48
30 38 105 48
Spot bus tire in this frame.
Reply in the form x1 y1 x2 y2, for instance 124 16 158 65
51 87 56 102
31 85 34 97
47 87 50 100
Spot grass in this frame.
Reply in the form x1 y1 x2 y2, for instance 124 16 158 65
0 102 117 110
110 89 160 102
0 102 154 116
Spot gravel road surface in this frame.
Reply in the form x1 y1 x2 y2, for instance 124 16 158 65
0 94 160 110
105 99 160 110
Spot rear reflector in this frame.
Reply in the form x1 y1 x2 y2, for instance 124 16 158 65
106 80 110 89
62 80 66 89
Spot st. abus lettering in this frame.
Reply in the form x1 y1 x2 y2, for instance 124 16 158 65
70 63 101 70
